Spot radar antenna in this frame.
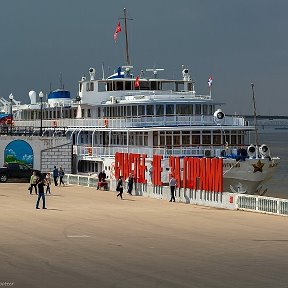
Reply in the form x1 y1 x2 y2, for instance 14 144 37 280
146 68 164 78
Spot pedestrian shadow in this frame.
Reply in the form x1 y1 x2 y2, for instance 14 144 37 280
121 199 136 201
49 194 63 197
46 208 63 211
0 195 8 197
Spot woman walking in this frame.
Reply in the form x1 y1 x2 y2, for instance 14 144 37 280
45 173 52 194
116 176 124 199
127 173 134 196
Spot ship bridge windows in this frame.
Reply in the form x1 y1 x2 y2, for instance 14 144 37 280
138 105 145 116
132 106 137 116
213 130 222 145
147 105 154 116
166 104 174 115
195 104 201 115
202 131 211 145
86 82 94 91
156 105 164 116
176 104 193 115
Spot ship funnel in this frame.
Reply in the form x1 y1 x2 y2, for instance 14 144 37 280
89 68 96 80
28 90 37 105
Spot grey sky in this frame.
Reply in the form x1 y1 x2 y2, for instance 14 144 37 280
0 0 287 115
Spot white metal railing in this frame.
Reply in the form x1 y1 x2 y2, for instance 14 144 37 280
74 145 230 158
14 115 247 129
237 194 288 216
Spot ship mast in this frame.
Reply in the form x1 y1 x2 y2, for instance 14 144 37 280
251 82 259 146
121 8 132 66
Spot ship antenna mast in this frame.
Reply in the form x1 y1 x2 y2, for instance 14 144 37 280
120 8 133 65
251 82 259 146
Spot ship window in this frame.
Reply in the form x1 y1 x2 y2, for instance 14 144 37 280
166 104 174 115
195 104 201 115
144 132 148 146
138 105 144 116
147 105 154 115
132 106 137 116
182 133 190 145
203 105 208 115
153 131 158 146
116 81 123 91
113 107 117 117
125 81 132 90
166 131 172 146
86 82 94 91
79 83 82 92
192 133 200 144
87 109 91 118
156 105 164 116
151 81 158 90
127 106 131 116
173 132 180 146
139 81 149 90
176 104 191 115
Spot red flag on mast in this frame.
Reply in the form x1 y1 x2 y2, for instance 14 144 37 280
114 21 122 42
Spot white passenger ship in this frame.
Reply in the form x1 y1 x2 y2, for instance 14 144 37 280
7 63 278 195
5 9 279 195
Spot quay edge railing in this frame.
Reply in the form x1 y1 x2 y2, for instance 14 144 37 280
63 174 288 217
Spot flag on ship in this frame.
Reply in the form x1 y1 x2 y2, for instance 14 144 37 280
135 76 140 88
114 21 122 42
208 76 213 88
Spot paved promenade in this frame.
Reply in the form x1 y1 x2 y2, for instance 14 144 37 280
0 183 288 288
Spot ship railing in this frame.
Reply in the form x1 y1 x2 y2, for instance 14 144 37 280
123 90 212 100
237 194 288 216
14 115 247 129
74 145 233 159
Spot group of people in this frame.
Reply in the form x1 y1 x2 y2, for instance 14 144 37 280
52 166 65 186
116 173 177 202
116 173 134 199
29 165 65 209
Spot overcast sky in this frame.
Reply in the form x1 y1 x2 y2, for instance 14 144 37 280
0 0 287 116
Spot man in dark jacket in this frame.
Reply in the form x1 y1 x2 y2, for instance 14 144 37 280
36 177 46 209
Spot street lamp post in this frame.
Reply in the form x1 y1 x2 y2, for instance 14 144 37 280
39 91 44 136
8 93 13 135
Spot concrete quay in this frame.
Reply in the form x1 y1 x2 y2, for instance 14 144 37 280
0 183 288 288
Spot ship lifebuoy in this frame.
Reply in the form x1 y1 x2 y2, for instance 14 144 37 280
52 120 57 128
104 119 108 128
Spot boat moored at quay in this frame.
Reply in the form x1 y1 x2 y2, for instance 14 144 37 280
3 9 279 195
6 63 279 195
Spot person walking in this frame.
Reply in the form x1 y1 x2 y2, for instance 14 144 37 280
169 175 177 202
59 167 65 186
116 176 124 199
127 173 134 196
52 166 59 186
29 171 38 195
45 173 52 194
36 177 46 209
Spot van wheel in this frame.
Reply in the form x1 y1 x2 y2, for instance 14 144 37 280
0 174 8 182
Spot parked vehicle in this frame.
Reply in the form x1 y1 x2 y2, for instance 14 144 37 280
0 163 40 183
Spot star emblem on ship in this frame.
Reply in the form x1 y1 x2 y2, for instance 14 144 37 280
252 160 264 173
